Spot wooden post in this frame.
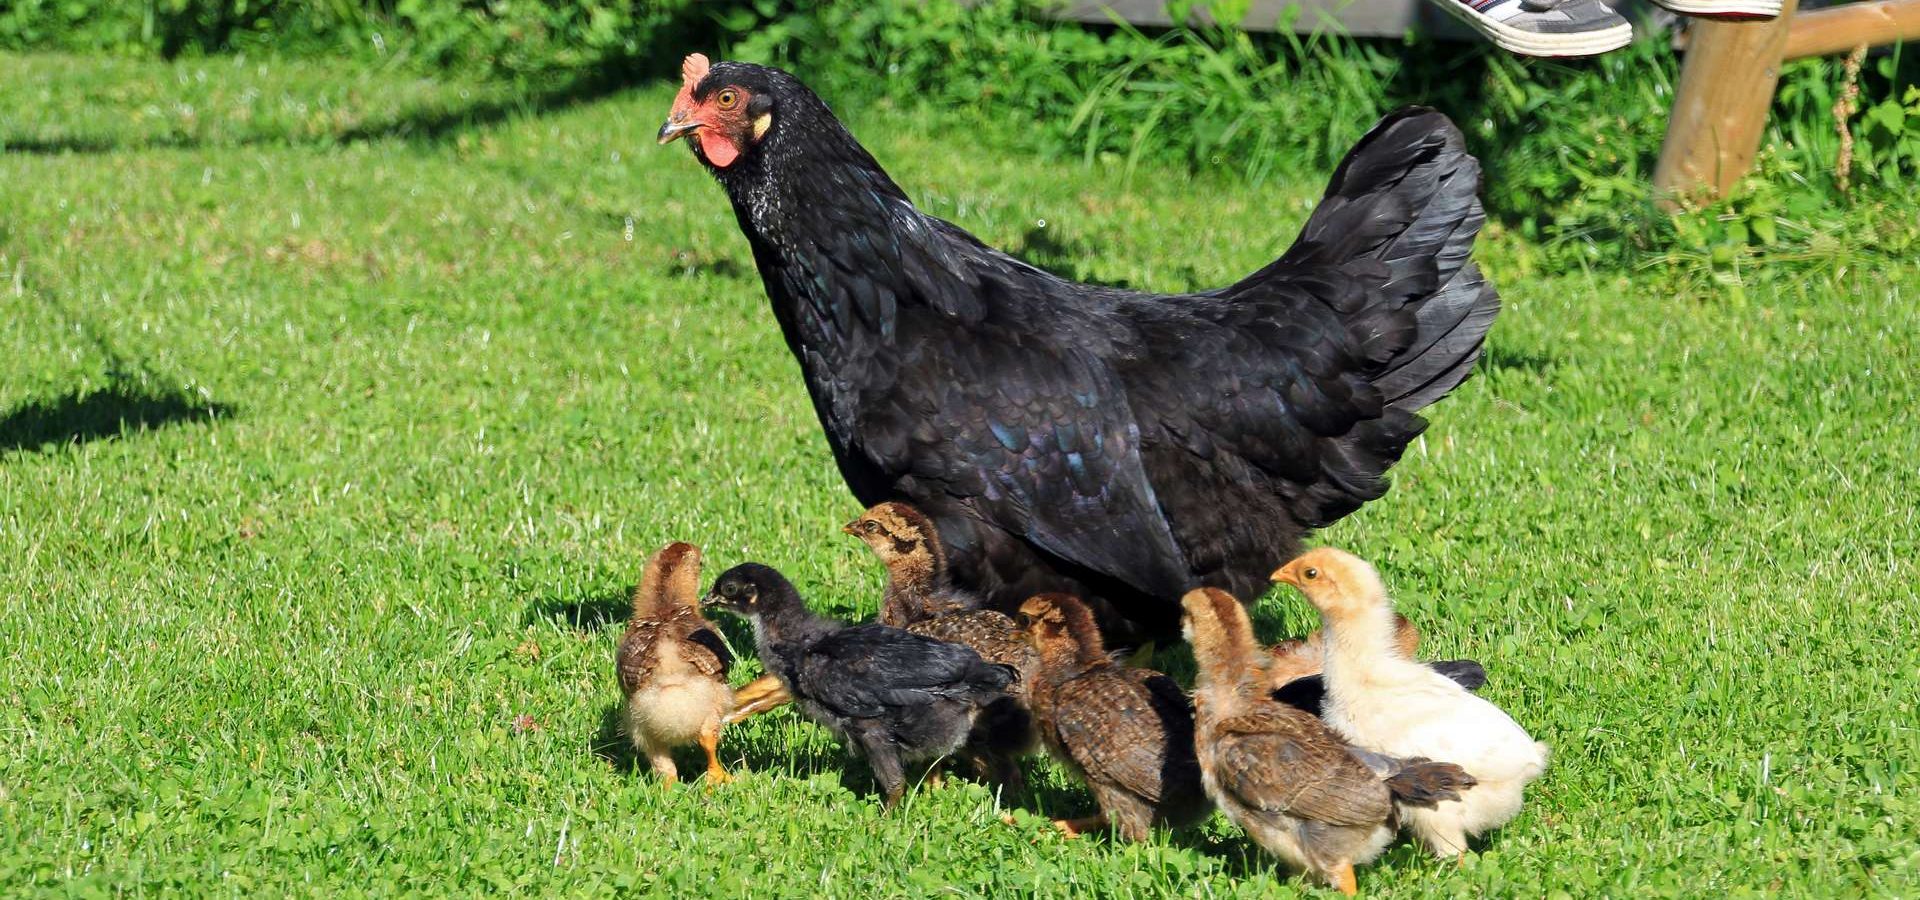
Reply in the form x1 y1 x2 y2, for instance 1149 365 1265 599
1652 0 1803 205
1784 0 1920 59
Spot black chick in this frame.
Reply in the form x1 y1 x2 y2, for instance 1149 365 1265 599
703 562 1014 808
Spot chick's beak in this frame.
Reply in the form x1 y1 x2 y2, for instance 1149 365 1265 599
840 521 858 536
700 590 725 609
1270 562 1301 588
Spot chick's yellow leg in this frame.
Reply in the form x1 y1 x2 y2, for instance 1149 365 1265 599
1330 862 1358 896
724 675 793 725
1051 814 1108 838
698 718 733 786
647 750 678 788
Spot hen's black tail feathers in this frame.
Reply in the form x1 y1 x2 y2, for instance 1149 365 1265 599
1286 107 1500 415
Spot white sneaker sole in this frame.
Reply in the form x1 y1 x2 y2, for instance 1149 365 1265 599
1653 0 1781 17
1441 2 1635 57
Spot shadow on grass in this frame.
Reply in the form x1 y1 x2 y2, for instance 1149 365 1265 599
1009 223 1151 290
528 585 632 633
0 382 232 456
1480 343 1555 375
2 66 643 157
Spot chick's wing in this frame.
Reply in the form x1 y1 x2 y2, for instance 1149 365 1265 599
1211 711 1391 827
1053 671 1183 803
797 625 1001 718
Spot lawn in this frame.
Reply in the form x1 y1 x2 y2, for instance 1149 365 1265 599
2 51 1916 896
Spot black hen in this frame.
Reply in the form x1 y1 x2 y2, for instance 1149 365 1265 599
663 55 1499 634
703 562 1014 807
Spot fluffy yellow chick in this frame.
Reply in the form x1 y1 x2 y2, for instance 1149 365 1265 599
1273 548 1548 858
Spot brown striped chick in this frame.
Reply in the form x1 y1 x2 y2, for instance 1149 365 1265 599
842 501 976 626
1183 588 1474 894
617 542 735 786
1017 593 1210 841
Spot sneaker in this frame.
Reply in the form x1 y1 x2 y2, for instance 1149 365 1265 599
1647 0 1780 19
1439 0 1635 57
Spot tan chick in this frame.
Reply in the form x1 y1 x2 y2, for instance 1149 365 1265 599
842 501 975 626
617 542 735 786
1274 548 1550 858
1182 588 1475 895
1017 593 1210 841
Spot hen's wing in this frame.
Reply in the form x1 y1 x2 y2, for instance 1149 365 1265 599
1110 112 1495 594
864 314 1195 601
795 624 1007 719
1210 711 1391 827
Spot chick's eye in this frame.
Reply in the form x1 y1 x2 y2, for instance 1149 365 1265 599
721 583 738 597
863 521 880 533
1303 567 1319 580
716 89 740 109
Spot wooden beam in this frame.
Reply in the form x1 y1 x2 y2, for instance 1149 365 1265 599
1784 0 1920 59
1652 0 1803 204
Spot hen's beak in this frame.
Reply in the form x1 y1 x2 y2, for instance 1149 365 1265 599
658 113 702 145
840 521 859 536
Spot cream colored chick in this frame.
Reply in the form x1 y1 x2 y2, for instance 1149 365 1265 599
618 542 735 786
1273 548 1548 858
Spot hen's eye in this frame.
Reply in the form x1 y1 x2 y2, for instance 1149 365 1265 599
863 521 880 533
1303 567 1319 580
716 89 740 110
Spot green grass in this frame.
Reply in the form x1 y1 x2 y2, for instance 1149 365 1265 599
2 50 1917 896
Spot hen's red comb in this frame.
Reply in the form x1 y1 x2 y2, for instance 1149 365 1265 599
682 53 711 88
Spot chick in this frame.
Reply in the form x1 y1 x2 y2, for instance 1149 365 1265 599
1268 616 1489 716
842 501 975 626
616 542 735 786
842 502 1032 671
1182 588 1475 894
1017 593 1210 841
1274 549 1550 858
703 562 1014 808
